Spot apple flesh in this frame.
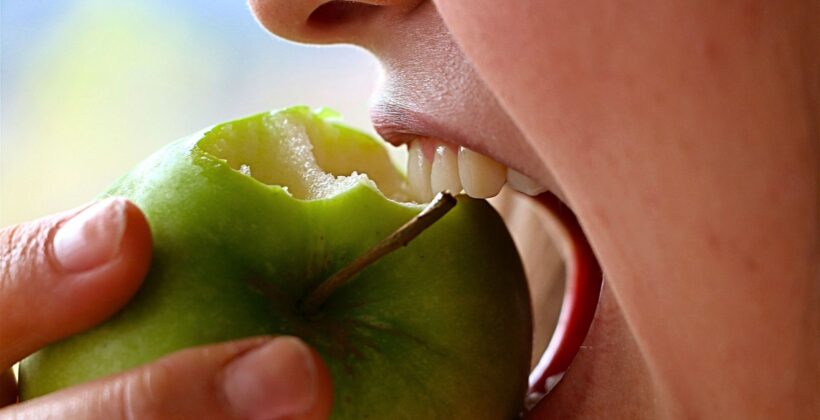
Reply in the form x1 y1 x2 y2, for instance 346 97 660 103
19 107 533 418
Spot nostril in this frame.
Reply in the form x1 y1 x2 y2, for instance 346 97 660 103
308 1 380 28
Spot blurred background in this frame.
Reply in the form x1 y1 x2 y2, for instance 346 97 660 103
1 0 382 226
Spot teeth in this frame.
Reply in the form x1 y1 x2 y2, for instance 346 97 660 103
405 138 547 202
407 140 434 202
506 168 547 196
458 147 506 198
430 143 463 195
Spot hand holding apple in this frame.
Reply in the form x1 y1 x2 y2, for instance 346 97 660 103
1 199 337 419
19 107 534 419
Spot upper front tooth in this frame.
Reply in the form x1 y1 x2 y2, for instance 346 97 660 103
506 168 547 196
458 147 506 198
407 140 434 202
430 143 463 195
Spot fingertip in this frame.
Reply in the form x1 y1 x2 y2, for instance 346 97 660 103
35 198 153 347
222 337 334 420
62 198 153 327
118 198 153 285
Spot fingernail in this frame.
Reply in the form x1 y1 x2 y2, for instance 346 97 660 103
224 337 318 420
53 198 127 272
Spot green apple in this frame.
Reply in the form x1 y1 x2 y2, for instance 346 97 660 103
19 106 532 418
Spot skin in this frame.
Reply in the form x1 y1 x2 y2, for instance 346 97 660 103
250 0 819 418
436 2 819 418
2 0 816 418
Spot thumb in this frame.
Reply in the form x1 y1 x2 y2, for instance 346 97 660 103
0 198 152 369
7 337 334 420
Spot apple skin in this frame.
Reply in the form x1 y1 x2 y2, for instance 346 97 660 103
19 107 533 419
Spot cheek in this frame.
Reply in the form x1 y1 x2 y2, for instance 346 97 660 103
432 1 726 155
432 1 612 143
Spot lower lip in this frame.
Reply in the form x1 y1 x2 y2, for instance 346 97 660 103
525 191 603 408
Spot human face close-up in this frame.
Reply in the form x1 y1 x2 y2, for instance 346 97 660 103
250 1 819 418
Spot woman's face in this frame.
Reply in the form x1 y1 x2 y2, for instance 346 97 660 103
249 0 772 209
247 1 815 417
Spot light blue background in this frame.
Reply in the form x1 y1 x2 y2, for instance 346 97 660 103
1 0 384 225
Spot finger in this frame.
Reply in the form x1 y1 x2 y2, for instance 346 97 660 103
0 369 16 407
6 337 333 420
0 198 152 369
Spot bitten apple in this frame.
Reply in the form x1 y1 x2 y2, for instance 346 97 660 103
20 107 533 419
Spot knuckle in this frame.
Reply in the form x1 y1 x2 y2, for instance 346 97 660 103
0 219 59 296
0 220 60 350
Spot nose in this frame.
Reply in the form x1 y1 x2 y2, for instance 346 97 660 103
249 0 424 46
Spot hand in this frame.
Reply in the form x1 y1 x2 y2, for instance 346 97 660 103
1 198 332 419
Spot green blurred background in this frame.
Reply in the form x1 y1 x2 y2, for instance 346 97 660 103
1 0 382 226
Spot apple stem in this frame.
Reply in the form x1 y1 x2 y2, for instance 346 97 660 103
299 191 457 316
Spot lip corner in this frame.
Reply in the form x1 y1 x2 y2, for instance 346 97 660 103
369 103 419 147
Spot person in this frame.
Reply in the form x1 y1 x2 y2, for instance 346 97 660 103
1 1 816 418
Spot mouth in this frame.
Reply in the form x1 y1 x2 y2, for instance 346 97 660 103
371 104 604 408
371 106 548 202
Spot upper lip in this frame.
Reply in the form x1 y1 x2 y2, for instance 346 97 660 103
369 102 432 147
370 102 518 171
